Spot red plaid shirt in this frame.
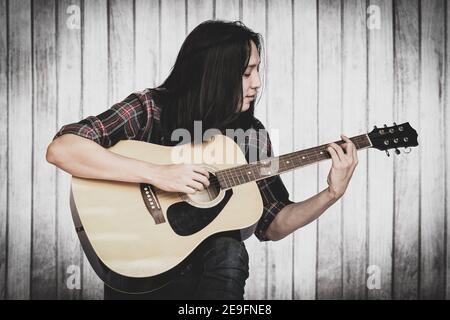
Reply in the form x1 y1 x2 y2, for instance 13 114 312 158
54 88 293 241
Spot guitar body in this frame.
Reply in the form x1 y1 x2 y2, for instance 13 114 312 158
70 134 263 293
68 121 419 294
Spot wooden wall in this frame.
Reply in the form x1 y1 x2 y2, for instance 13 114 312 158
0 0 448 300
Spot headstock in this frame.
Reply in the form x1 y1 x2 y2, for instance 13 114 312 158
368 122 418 156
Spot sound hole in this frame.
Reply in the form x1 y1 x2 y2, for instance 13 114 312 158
185 172 221 204
166 173 233 236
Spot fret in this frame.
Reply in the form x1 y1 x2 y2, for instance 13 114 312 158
230 171 236 187
223 172 231 189
217 133 372 190
236 168 244 185
225 171 233 188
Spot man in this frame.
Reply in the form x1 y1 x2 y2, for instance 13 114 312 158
46 20 358 299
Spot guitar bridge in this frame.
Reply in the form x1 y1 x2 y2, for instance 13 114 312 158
140 183 165 224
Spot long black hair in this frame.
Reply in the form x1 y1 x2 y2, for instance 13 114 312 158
150 20 264 145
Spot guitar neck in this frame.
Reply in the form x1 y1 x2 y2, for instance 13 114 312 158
215 134 372 190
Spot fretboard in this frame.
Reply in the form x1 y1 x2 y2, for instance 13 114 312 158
215 134 372 190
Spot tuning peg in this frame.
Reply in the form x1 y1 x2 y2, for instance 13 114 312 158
393 122 397 126
384 124 388 128
385 150 390 157
373 125 378 130
404 147 412 154
395 148 400 155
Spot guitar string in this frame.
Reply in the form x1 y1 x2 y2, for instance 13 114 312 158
153 135 369 195
217 135 369 185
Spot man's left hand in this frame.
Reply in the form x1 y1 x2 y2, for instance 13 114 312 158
326 134 359 200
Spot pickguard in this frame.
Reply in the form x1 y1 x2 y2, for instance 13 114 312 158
166 189 233 236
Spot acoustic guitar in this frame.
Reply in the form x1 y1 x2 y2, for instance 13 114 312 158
70 122 418 293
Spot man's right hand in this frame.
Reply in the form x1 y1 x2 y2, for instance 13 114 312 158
147 164 210 194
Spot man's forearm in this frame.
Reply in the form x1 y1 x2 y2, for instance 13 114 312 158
46 134 157 184
265 188 338 241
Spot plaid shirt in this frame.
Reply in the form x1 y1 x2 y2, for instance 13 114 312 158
54 88 293 241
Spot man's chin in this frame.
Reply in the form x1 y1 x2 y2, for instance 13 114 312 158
240 103 250 112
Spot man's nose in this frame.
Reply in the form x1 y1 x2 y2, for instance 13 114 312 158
252 73 261 89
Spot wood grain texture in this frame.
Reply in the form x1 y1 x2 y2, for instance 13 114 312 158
266 0 293 300
7 0 32 300
242 0 268 300
341 0 367 300
82 0 108 300
187 0 214 35
446 0 450 301
393 0 420 300
56 0 82 299
367 0 394 300
0 0 447 300
0 0 8 301
109 0 135 102
215 0 240 21
160 0 186 82
292 0 318 301
419 0 446 300
317 0 343 300
135 0 160 89
32 0 57 299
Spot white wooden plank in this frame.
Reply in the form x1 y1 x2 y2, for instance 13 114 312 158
215 0 240 21
393 0 420 300
0 0 8 300
367 0 394 300
160 0 186 83
242 0 268 300
81 0 108 300
56 0 82 299
292 0 318 301
109 0 135 103
266 0 293 300
187 0 214 35
419 0 446 299
32 0 57 299
342 0 367 299
242 0 267 129
446 0 450 301
135 0 160 89
6 0 32 300
317 0 343 300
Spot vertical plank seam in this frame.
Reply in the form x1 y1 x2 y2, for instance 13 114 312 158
80 0 85 299
418 0 422 300
264 0 269 300
54 0 60 299
340 0 344 299
364 0 370 301
185 0 188 36
107 0 111 106
444 0 448 300
133 0 136 90
239 0 242 21
213 0 216 19
4 0 9 300
315 0 320 301
391 0 397 300
103 0 111 298
30 0 35 299
265 0 268 127
291 0 295 300
159 0 161 83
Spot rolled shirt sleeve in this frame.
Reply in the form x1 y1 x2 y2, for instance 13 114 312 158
53 89 156 148
244 119 294 242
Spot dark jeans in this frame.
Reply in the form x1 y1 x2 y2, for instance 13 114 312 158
104 234 249 300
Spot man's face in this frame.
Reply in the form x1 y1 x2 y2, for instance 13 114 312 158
240 40 261 112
